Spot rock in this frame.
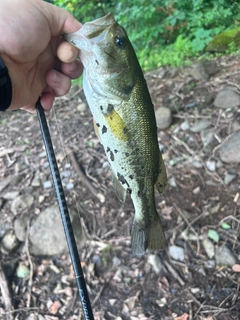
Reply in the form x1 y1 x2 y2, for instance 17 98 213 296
224 173 236 185
31 170 41 187
215 245 236 267
190 60 219 81
3 191 19 200
214 89 240 109
77 102 88 112
191 160 203 168
14 213 29 241
66 182 74 190
43 180 52 189
206 160 216 172
147 254 163 274
155 107 172 130
218 130 240 163
0 222 11 238
202 237 215 259
206 27 240 52
180 121 190 131
169 245 185 262
190 120 212 133
11 194 34 213
1 230 19 253
200 131 214 147
112 256 121 267
29 204 85 256
168 177 177 187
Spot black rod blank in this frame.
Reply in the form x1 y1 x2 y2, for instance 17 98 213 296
36 99 94 320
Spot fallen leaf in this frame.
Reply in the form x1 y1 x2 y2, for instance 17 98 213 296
49 300 62 314
208 229 219 242
232 264 240 272
174 313 189 320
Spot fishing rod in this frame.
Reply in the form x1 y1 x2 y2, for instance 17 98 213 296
36 98 94 320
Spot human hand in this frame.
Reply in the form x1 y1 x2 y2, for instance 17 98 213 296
0 0 83 113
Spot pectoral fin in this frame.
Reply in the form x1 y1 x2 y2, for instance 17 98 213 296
112 171 127 203
155 151 167 194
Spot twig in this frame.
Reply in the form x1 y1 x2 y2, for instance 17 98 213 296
92 285 105 307
0 262 13 320
171 135 195 156
66 147 105 203
164 260 185 287
25 222 34 309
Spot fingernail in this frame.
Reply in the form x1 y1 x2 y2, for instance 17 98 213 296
68 48 76 61
68 61 78 72
52 71 61 83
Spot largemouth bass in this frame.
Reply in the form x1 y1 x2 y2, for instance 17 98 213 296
64 13 167 255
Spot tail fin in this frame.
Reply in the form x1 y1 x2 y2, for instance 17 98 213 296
131 217 166 256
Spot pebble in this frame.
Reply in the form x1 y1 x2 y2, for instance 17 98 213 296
204 260 216 269
14 213 29 241
39 151 47 158
60 170 72 178
3 191 19 200
215 245 237 267
218 130 240 163
206 160 216 172
1 230 19 253
43 180 52 189
66 182 74 190
169 245 185 262
190 120 211 132
214 88 240 109
11 194 34 213
77 102 88 112
112 256 121 267
168 177 177 187
191 160 203 168
224 173 236 185
155 107 172 130
0 222 11 238
202 237 215 259
180 121 190 131
31 170 41 187
147 254 163 274
200 130 214 147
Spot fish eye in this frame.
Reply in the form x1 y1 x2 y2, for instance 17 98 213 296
115 36 126 48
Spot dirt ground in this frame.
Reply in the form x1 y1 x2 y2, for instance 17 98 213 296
0 54 240 320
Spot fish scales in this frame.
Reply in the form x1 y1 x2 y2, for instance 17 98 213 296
64 13 167 255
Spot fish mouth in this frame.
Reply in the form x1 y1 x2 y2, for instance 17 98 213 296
63 12 115 51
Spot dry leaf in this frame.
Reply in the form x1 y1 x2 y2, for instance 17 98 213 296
49 300 62 314
232 264 240 272
174 313 189 320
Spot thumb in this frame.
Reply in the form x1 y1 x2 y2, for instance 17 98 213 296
42 2 82 36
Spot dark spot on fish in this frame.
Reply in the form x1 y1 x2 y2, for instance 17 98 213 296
107 104 114 113
100 106 103 111
106 147 110 152
114 149 118 153
95 60 99 65
123 127 128 135
127 188 132 195
102 125 107 134
110 151 114 161
135 147 140 152
117 172 126 185
96 123 100 127
125 152 130 157
141 166 144 170
137 188 146 197
129 175 133 180
110 117 113 120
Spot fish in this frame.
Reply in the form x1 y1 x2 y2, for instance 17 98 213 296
64 13 167 255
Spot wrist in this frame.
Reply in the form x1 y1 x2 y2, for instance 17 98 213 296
0 56 12 111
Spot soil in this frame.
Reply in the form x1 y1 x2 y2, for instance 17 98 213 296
0 54 240 320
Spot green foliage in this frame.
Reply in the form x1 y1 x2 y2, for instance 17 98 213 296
47 0 240 70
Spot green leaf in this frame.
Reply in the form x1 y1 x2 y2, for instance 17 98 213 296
221 222 231 229
208 229 219 242
16 264 30 278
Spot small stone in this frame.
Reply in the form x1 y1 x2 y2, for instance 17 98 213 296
219 130 240 163
169 245 185 262
60 170 71 178
155 107 172 130
16 264 30 278
214 89 240 109
168 177 177 187
191 160 203 168
39 151 47 158
66 182 74 190
0 222 11 238
11 194 34 213
224 173 236 185
215 245 236 267
200 131 214 147
190 60 219 81
14 213 29 241
112 256 121 267
193 187 200 194
190 120 212 133
180 121 189 131
1 230 19 253
147 254 163 274
32 170 41 187
206 160 216 172
204 260 216 269
3 191 19 200
43 181 52 189
77 102 88 112
202 237 215 259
